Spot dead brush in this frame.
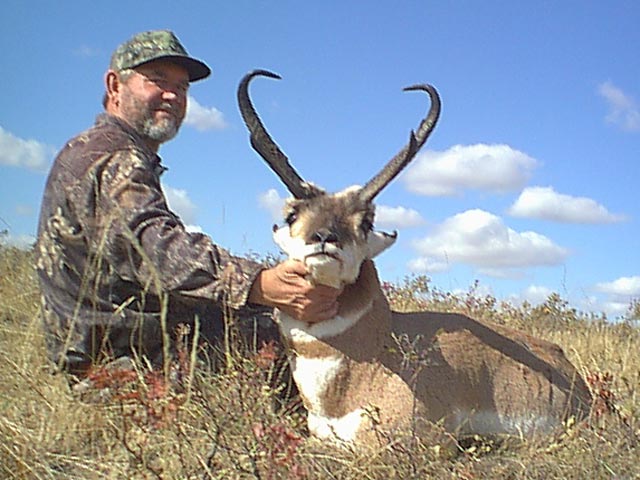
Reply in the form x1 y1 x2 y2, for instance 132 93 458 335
251 421 306 480
2 245 640 479
586 370 639 445
76 323 197 429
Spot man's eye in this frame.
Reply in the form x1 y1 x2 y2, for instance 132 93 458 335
145 77 164 88
146 77 187 94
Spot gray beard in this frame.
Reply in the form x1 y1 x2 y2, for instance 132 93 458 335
121 94 182 145
141 115 180 143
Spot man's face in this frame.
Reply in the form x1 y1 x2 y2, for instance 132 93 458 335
118 60 190 145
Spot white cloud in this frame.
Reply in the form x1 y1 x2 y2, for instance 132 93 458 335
508 186 626 224
162 185 200 231
375 205 425 229
595 276 640 296
409 209 568 276
511 285 554 305
522 285 555 304
403 144 538 196
601 301 632 319
598 81 640 132
184 96 228 131
0 126 55 173
590 275 640 320
258 188 286 222
406 257 450 274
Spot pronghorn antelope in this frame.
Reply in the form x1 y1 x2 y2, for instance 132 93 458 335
238 70 593 445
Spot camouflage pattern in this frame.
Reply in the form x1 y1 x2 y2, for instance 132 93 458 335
36 113 272 376
110 30 211 82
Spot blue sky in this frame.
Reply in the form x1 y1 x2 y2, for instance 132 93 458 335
1 1 639 319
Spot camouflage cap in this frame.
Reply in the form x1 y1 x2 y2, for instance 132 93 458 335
110 30 211 82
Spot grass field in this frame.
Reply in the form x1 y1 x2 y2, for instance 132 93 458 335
1 245 638 479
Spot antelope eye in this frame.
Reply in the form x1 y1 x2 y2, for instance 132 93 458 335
285 211 298 226
361 216 374 233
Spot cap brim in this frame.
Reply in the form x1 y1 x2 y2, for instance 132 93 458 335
135 55 211 82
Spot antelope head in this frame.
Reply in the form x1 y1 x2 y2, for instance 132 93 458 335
238 70 441 288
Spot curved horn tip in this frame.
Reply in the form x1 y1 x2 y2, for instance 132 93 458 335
248 69 282 81
402 83 438 95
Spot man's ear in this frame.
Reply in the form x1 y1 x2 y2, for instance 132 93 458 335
105 70 122 108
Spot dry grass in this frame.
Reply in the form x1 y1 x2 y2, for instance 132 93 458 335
1 246 638 479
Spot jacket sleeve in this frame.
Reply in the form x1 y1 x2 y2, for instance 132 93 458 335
86 148 265 310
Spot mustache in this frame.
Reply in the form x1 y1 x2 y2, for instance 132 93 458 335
156 102 179 115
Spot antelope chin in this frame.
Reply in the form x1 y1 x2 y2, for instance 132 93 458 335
306 243 364 288
305 254 345 289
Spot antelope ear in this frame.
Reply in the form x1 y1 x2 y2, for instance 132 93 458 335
366 230 397 258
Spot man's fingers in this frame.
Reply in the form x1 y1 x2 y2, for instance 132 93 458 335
256 260 344 322
281 259 308 276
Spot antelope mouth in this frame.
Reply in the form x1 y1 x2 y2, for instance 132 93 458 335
306 251 342 263
305 244 343 261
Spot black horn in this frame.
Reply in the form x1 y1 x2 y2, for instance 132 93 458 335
238 70 317 199
360 84 441 202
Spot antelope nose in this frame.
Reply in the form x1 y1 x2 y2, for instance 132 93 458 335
312 228 338 244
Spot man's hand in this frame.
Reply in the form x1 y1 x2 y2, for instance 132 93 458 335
249 260 341 323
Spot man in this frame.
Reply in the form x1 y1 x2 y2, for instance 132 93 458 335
35 30 340 379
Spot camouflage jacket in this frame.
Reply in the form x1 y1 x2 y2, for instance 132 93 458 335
36 113 266 374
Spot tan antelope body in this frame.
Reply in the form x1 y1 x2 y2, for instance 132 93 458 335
238 71 593 444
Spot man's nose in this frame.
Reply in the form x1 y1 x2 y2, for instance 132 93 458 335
162 90 177 100
161 89 186 104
